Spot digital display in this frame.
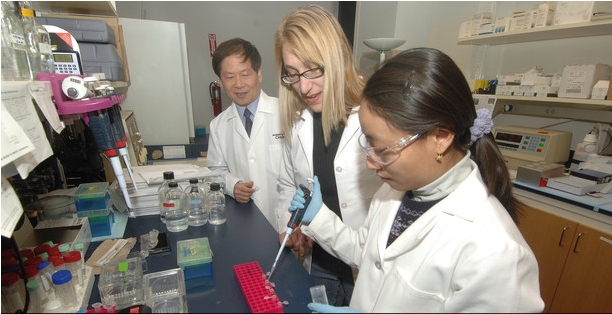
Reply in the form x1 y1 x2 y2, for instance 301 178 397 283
53 53 74 63
495 132 523 144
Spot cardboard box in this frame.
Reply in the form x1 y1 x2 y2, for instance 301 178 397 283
517 161 565 187
558 64 611 99
14 217 92 255
554 1 612 25
608 73 612 100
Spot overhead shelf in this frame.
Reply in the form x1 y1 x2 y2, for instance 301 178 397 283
457 19 612 46
494 95 612 110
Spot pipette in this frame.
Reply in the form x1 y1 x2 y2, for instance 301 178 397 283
268 184 312 279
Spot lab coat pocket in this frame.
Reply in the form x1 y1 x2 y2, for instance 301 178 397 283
376 266 444 312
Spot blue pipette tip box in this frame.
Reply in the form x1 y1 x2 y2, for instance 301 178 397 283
176 237 213 282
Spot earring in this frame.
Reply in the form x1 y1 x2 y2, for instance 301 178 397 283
436 153 443 161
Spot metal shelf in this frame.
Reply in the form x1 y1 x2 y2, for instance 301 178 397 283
457 19 612 46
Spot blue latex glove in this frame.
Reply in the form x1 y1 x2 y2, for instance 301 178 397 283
308 303 362 313
288 176 323 224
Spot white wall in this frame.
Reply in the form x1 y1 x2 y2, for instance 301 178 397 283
116 1 333 131
117 1 611 150
354 1 612 150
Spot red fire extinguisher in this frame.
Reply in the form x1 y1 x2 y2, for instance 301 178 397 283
210 81 222 116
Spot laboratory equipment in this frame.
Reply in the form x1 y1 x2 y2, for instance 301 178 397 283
36 73 134 217
185 178 208 226
492 125 572 172
269 184 312 279
176 237 213 283
207 182 226 225
363 38 406 69
310 284 329 305
143 268 188 313
98 256 144 310
52 269 78 309
234 261 283 313
163 181 189 232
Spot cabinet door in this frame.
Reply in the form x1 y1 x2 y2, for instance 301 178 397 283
549 224 612 313
517 205 577 313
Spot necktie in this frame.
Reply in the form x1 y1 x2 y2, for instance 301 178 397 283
244 108 253 136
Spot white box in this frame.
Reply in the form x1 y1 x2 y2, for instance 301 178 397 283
554 1 612 25
14 217 92 255
510 11 528 31
535 3 555 28
494 17 512 33
558 64 611 99
591 80 610 100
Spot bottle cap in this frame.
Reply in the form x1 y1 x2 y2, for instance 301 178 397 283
163 171 175 180
58 243 71 253
1 272 19 286
36 260 50 271
189 178 199 184
62 251 81 263
72 241 84 251
26 279 40 291
210 183 221 191
52 269 72 285
169 181 179 188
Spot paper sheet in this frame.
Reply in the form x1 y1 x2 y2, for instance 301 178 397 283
1 177 25 238
1 82 54 179
86 237 137 275
29 81 65 134
1 101 35 167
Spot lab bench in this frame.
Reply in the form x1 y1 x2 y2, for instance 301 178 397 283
85 196 316 312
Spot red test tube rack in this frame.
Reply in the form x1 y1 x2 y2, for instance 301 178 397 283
233 261 284 313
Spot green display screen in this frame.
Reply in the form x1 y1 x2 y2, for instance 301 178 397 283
53 53 74 63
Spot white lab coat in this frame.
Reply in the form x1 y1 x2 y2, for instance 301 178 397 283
302 164 545 313
275 107 381 270
207 91 284 231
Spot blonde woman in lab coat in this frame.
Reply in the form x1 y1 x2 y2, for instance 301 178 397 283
289 48 545 312
273 5 381 306
206 38 283 230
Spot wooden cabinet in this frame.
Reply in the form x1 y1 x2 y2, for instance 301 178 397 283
517 191 612 313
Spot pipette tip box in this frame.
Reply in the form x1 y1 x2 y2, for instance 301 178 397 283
233 261 284 313
177 237 213 282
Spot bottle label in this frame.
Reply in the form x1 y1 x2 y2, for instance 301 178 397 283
163 203 175 208
190 199 202 205
38 43 52 54
21 8 35 18
11 34 26 47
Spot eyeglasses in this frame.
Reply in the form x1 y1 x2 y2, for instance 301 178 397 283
281 67 324 84
358 132 422 166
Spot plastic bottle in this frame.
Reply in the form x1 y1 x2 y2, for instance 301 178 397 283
207 182 226 225
157 171 176 223
163 181 189 232
1 272 25 313
63 250 84 289
34 12 54 74
185 178 208 226
52 269 78 309
18 1 42 77
36 260 56 298
1 13 17 80
26 279 48 313
1 1 31 80
72 241 87 273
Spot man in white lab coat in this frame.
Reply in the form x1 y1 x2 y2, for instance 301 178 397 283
206 38 283 231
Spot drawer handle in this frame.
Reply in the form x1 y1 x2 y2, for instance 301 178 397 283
558 226 569 247
573 232 584 253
